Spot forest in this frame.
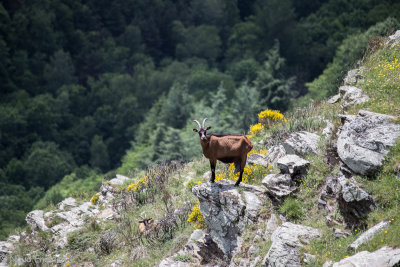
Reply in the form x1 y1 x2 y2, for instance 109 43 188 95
0 0 399 239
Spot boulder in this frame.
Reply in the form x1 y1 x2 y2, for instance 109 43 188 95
343 68 364 85
337 176 376 226
327 94 341 104
385 30 400 48
348 220 389 251
283 131 320 156
332 246 400 267
262 222 320 267
262 174 296 199
192 180 267 258
277 154 310 178
0 241 14 266
57 197 77 210
337 112 400 175
247 153 269 168
322 121 334 138
264 214 279 241
26 210 49 232
332 228 350 239
265 145 286 166
339 86 369 108
109 174 130 186
159 230 225 267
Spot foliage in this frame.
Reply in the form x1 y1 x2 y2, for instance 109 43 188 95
187 202 205 229
279 197 304 221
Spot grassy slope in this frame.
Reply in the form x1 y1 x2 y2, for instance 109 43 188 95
9 43 400 266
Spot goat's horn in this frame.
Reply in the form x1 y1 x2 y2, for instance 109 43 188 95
202 118 208 128
193 120 201 129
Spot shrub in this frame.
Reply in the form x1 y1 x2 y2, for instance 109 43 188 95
280 197 304 220
187 202 205 229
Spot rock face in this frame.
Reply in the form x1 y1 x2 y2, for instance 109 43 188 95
343 68 364 85
247 153 269 168
192 180 267 259
283 131 320 156
262 173 296 199
337 111 400 175
337 176 376 226
26 210 49 231
264 214 279 241
385 30 400 48
109 174 131 185
332 246 400 267
262 222 320 267
265 145 286 166
348 220 389 251
277 154 310 177
339 86 369 108
0 241 14 266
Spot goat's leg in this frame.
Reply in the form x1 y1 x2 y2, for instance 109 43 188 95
210 159 216 183
235 157 246 187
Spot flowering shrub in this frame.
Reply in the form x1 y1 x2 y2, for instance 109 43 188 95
258 109 286 127
249 123 265 138
187 201 205 229
90 192 101 205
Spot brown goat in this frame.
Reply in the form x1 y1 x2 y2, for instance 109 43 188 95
193 118 253 186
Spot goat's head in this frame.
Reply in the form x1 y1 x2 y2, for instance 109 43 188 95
138 218 154 233
193 118 211 141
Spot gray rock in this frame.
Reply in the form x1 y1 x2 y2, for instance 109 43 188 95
348 220 389 251
333 228 350 239
323 260 334 267
262 174 296 198
0 241 14 266
332 246 400 267
303 253 316 264
283 131 321 156
358 109 397 120
26 210 49 231
385 30 400 48
109 174 130 185
57 197 77 210
248 245 260 257
251 256 261 267
51 222 83 249
6 235 20 244
262 222 320 267
344 68 364 85
339 86 369 108
337 176 376 226
328 94 341 104
337 112 400 175
192 180 267 258
264 214 279 241
277 154 310 177
265 145 286 166
322 121 334 138
247 153 269 167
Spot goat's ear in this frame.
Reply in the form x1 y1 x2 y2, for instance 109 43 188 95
193 129 198 132
206 126 211 130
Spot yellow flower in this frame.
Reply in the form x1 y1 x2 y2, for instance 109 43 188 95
90 193 101 205
198 181 201 185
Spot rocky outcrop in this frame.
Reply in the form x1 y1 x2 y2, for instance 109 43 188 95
247 153 269 168
277 154 310 178
348 220 389 251
265 145 286 166
159 230 225 267
0 241 14 266
26 210 49 232
262 173 296 199
337 111 400 175
339 86 369 108
263 214 279 241
332 246 400 267
337 176 376 226
262 222 320 267
283 131 320 156
109 174 131 185
343 68 364 85
192 180 267 259
385 30 400 48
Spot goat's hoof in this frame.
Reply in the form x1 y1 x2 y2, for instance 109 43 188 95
210 180 215 183
234 183 240 187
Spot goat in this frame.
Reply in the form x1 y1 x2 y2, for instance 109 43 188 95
193 118 253 186
138 218 155 233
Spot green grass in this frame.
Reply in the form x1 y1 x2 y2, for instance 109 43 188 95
280 197 304 221
173 253 194 262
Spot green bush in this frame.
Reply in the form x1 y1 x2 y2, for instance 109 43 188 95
280 197 304 220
